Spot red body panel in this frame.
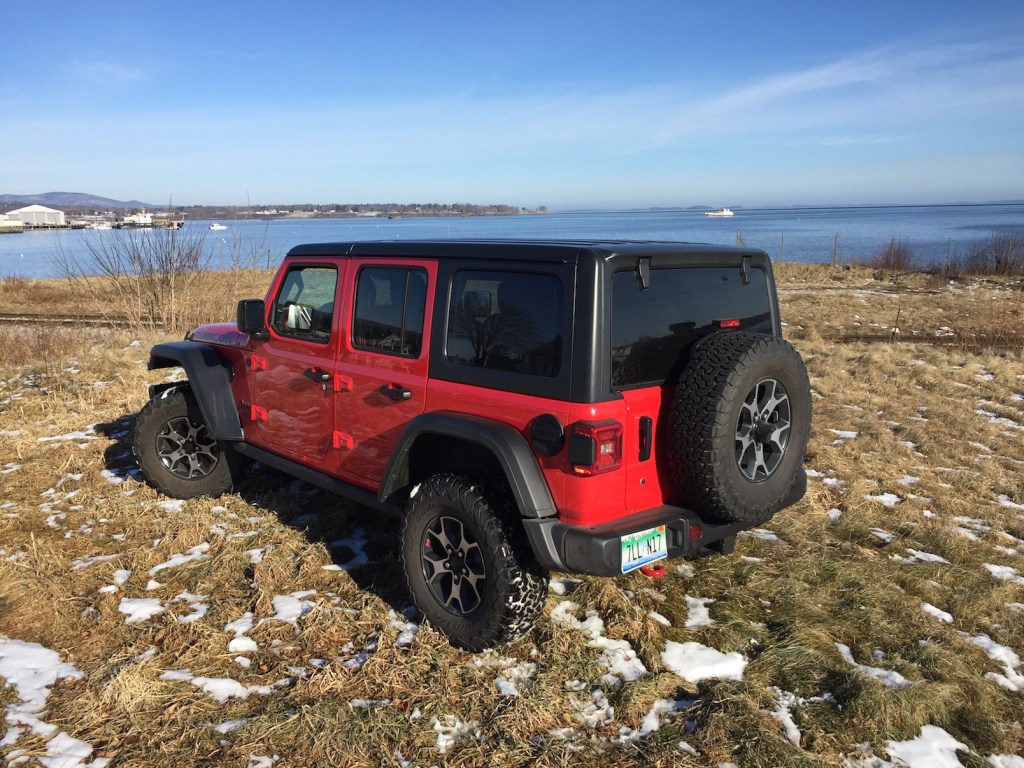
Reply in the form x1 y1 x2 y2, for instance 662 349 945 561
205 254 683 529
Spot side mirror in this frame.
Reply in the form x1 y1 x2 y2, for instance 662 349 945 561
237 299 267 338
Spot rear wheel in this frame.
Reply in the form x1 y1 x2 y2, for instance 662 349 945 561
401 474 548 651
134 386 239 499
668 332 811 525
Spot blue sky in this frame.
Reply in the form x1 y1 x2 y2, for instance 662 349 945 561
2 1 1023 209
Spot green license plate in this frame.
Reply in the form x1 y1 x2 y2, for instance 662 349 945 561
620 525 668 573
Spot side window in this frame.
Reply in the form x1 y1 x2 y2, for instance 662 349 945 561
446 271 563 377
352 266 427 357
271 265 338 342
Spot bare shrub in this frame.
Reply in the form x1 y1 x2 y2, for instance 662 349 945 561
962 233 1023 276
866 237 916 272
53 227 217 333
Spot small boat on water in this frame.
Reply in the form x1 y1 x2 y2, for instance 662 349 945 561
704 208 734 217
209 223 228 231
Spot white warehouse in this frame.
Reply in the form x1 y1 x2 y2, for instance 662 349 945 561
4 204 67 227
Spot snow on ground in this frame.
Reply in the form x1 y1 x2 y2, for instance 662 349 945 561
0 636 108 767
684 596 715 629
835 643 912 688
148 543 210 576
660 641 747 684
431 715 483 753
885 725 969 768
550 601 648 683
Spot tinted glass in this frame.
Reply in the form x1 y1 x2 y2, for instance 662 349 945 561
447 271 563 377
353 266 427 357
611 267 772 388
271 265 337 342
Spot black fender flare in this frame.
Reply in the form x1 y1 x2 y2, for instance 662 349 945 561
380 412 556 519
147 341 243 440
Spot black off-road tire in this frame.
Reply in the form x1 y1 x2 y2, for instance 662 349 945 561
401 474 548 651
668 332 811 525
133 385 240 499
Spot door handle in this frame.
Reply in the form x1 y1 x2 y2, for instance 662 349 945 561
303 368 330 383
379 384 412 401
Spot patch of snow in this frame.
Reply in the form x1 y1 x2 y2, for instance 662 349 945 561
740 528 786 544
118 598 165 624
648 611 672 627
866 493 902 507
988 755 1024 768
0 637 84 749
271 592 316 624
548 577 583 595
903 548 951 565
148 543 210 576
389 610 420 647
963 632 1024 692
684 596 715 629
922 602 953 623
835 643 912 688
661 640 747 683
327 529 370 570
985 563 1024 586
431 715 483 754
40 730 111 768
551 601 648 682
885 725 968 768
997 495 1024 511
828 508 843 522
870 528 895 544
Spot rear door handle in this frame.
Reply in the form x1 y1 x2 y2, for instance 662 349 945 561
303 368 330 383
379 384 412 401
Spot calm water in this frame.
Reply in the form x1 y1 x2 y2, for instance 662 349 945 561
2 204 1022 278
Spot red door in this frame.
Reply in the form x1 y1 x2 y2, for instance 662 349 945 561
253 261 344 462
330 259 434 486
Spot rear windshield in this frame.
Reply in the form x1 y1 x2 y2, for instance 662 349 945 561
611 266 773 388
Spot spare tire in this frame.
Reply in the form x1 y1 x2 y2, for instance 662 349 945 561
668 332 811 525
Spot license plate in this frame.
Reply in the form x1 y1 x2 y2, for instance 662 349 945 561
620 525 668 573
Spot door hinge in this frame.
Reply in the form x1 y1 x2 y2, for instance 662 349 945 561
244 403 268 422
333 374 353 392
246 355 268 371
332 431 354 450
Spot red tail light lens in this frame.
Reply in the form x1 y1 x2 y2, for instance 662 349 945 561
568 421 622 476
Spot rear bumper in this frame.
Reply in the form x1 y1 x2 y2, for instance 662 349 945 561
523 469 806 576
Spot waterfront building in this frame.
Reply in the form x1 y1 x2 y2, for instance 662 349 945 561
3 204 66 227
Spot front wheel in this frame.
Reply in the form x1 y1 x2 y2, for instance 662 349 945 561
401 474 548 651
133 386 239 499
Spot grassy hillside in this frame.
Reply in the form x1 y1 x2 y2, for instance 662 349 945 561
0 264 1022 767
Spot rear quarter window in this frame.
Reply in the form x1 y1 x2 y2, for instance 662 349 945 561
611 266 773 388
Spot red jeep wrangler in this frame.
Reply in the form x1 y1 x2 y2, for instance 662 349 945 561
134 240 810 650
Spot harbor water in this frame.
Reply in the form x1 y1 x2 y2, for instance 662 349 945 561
1 204 1022 279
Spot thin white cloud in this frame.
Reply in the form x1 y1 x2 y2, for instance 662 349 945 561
72 60 147 85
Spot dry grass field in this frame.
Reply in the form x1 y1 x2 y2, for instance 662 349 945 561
1 264 1022 767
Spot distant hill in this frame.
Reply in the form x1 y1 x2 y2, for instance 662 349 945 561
0 192 158 209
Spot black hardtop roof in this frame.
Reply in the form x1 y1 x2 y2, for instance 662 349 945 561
286 239 768 266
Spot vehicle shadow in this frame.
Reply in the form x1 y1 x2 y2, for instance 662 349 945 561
93 413 414 617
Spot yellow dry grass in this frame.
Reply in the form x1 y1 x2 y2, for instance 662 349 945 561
0 265 1022 766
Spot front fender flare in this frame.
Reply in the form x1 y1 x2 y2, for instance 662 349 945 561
148 341 243 440
380 412 556 519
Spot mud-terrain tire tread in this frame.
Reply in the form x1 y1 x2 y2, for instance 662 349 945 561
133 385 238 499
401 473 548 651
668 332 811 525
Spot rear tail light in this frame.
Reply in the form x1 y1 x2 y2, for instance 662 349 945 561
568 420 622 476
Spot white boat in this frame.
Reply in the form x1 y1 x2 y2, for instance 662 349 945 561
209 223 228 231
704 208 734 217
